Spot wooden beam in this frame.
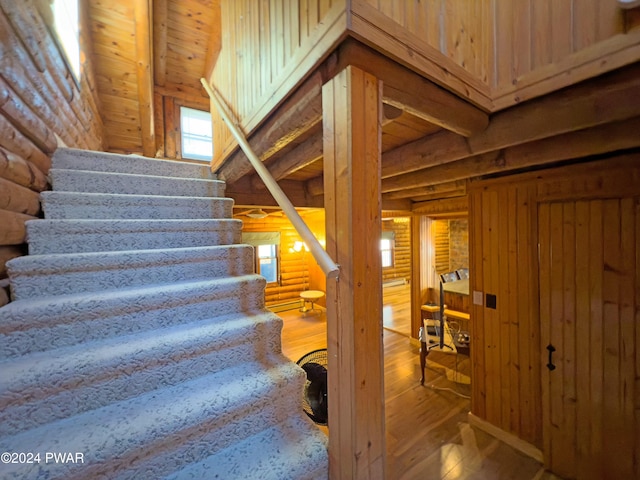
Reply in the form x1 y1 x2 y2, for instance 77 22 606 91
382 62 640 179
154 83 210 106
383 116 640 192
333 40 489 137
382 103 403 125
250 130 323 190
412 196 469 216
216 70 323 182
152 0 167 87
383 180 467 200
306 174 324 197
225 177 322 208
134 0 156 157
323 65 385 479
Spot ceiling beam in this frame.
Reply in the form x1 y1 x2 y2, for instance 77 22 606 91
152 0 167 87
226 176 323 208
382 180 467 200
412 196 469 216
250 129 323 190
216 70 323 183
134 0 156 157
383 62 640 180
333 40 489 137
382 115 640 192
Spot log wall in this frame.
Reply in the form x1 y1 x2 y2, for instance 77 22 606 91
0 2 104 306
240 212 327 308
381 217 410 285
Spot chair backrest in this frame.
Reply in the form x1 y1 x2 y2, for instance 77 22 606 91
439 271 460 283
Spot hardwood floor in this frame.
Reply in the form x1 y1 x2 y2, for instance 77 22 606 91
276 285 562 480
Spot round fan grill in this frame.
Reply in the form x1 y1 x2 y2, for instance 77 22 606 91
296 348 328 426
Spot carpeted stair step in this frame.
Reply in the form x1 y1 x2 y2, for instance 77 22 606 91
8 244 254 300
164 416 328 480
0 359 312 480
52 147 215 179
49 168 226 197
0 275 266 358
26 218 242 254
41 191 234 220
0 312 283 435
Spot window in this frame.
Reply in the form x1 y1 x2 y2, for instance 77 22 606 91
241 232 281 285
180 107 213 161
381 231 395 268
48 0 80 82
256 244 279 284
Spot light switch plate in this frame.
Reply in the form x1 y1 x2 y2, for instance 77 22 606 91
473 290 483 306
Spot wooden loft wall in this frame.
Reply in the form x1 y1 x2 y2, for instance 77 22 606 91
468 155 640 474
0 2 104 307
208 0 348 170
350 0 640 110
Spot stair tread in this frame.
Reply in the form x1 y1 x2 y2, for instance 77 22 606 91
49 168 225 185
27 218 241 231
53 148 215 179
8 244 252 274
1 275 264 327
0 360 305 478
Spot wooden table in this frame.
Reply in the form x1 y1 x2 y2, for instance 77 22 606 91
299 290 324 313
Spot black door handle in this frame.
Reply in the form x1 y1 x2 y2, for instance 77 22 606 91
546 344 556 371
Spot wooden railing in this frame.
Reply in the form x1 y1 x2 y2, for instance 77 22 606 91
201 78 340 280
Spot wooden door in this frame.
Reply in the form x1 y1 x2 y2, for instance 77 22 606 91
538 198 639 480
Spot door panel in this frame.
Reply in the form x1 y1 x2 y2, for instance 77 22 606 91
539 198 638 480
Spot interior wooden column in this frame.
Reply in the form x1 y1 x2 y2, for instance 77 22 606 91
323 65 385 479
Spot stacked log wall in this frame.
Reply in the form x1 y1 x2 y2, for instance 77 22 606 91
0 2 104 306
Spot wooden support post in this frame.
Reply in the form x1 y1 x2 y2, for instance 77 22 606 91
323 65 385 479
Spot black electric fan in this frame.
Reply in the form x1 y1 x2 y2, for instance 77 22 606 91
296 348 328 425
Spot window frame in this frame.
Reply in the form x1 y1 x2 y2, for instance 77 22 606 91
179 106 213 162
254 243 281 286
381 233 395 269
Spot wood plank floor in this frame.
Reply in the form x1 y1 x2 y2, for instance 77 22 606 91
277 285 562 480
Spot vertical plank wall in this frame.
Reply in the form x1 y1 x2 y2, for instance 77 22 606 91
210 0 347 167
469 155 640 469
0 3 104 306
469 181 541 448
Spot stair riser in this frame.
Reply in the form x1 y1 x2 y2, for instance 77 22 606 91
27 225 242 254
0 277 266 357
50 169 225 197
1 362 306 480
53 148 214 179
9 246 255 299
1 317 283 435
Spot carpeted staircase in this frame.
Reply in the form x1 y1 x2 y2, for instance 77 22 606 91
0 148 328 480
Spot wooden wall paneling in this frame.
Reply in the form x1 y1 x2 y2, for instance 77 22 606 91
469 190 484 417
163 96 178 158
587 200 605 479
602 199 624 477
573 199 594 480
520 185 541 447
153 0 167 87
504 186 518 434
635 198 640 480
323 66 385 479
550 0 573 62
153 93 165 157
538 201 552 468
618 198 636 477
133 0 156 157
